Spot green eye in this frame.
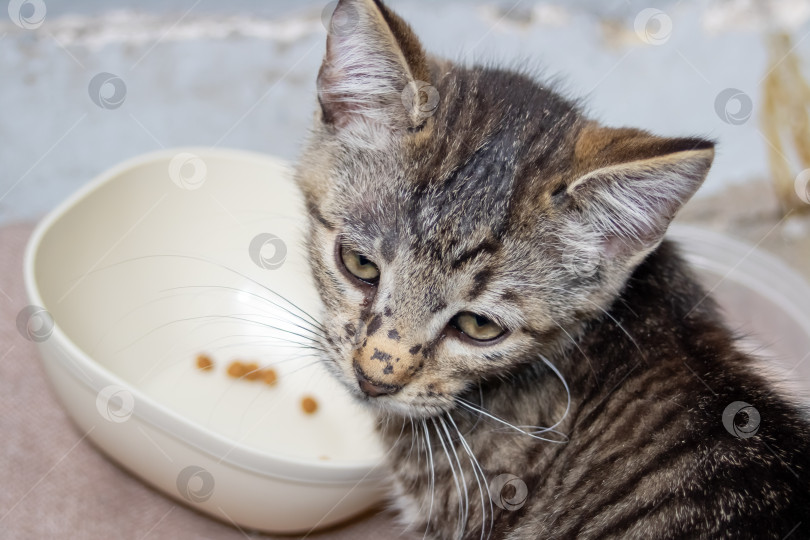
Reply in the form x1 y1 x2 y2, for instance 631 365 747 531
452 312 505 342
340 244 380 283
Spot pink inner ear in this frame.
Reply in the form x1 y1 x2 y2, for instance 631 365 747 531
588 188 684 260
569 143 714 262
598 231 659 264
315 0 432 134
316 64 359 129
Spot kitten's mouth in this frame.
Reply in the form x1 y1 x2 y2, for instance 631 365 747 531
344 374 453 418
358 393 451 419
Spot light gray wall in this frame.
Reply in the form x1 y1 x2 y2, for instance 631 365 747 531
2 0 809 225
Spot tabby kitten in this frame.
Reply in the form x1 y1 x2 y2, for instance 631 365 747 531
294 0 810 538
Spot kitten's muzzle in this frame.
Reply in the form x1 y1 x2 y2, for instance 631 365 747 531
353 362 402 397
350 319 424 396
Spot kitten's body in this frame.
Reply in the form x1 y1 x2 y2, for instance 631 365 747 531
295 1 810 538
382 241 810 538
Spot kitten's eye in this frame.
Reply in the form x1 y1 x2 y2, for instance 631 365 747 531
339 244 380 284
451 312 505 342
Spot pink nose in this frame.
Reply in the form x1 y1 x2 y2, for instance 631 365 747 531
354 363 401 397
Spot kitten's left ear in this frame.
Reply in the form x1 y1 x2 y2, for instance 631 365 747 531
317 0 433 134
566 124 715 258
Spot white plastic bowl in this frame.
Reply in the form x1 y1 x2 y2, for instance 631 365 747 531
668 224 810 382
23 149 810 533
23 148 387 534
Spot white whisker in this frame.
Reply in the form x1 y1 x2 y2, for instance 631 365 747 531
447 413 492 540
422 419 436 540
113 313 322 355
440 416 470 540
456 354 571 443
74 253 324 328
549 316 599 383
432 417 464 539
161 284 326 336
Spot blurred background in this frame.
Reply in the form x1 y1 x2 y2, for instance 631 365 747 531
1 0 810 227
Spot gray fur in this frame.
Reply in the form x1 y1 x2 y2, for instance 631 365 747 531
293 1 810 538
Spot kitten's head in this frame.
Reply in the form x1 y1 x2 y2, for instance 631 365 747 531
295 0 714 418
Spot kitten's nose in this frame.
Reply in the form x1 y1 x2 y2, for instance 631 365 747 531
354 363 401 397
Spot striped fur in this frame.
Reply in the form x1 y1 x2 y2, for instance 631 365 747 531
294 1 810 538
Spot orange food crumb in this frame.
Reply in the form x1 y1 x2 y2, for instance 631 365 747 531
244 362 261 381
227 361 246 378
319 455 330 461
196 354 214 371
301 396 318 414
262 368 278 386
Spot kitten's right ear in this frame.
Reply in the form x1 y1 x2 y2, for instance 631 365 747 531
317 0 433 135
565 124 714 260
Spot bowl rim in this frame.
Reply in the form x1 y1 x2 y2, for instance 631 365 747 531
23 147 389 485
668 222 810 344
